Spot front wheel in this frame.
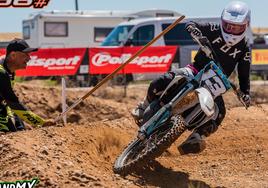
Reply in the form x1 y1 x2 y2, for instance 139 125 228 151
113 115 187 175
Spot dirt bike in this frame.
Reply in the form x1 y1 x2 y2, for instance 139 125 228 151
113 36 248 175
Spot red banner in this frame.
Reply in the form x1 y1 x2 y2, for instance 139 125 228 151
16 48 86 76
89 46 177 74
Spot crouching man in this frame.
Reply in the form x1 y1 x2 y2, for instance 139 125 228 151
0 39 55 132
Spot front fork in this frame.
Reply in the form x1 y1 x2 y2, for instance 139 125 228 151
138 82 196 139
138 80 216 139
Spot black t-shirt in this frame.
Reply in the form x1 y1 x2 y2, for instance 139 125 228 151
186 21 251 94
0 59 45 126
0 59 25 111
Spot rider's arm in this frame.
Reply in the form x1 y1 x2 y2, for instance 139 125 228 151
0 72 45 127
237 44 251 94
185 21 215 66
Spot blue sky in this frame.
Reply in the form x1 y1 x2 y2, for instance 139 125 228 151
0 0 267 32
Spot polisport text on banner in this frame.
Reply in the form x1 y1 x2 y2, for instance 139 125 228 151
16 48 86 76
89 46 178 74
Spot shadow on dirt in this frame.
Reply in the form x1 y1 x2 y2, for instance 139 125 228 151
128 160 223 188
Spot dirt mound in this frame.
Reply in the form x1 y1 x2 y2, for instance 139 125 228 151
15 84 133 124
0 120 135 187
0 82 267 188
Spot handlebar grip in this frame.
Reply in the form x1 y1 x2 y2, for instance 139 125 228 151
230 82 248 109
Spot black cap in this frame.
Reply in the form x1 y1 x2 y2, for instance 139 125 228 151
6 39 38 55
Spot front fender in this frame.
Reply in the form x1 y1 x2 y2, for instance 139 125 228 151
196 87 215 117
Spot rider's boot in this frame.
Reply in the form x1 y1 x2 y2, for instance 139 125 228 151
131 98 149 127
177 121 218 155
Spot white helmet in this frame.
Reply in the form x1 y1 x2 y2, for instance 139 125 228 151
221 1 251 46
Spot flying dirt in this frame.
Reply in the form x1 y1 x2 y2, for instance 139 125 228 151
0 82 267 188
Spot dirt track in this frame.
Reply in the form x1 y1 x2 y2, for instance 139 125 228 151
0 83 267 188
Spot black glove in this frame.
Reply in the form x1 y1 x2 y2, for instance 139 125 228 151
186 24 202 38
200 46 213 59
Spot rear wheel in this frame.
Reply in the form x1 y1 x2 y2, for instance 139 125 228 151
113 115 187 175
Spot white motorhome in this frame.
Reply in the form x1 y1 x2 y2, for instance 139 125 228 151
22 9 181 48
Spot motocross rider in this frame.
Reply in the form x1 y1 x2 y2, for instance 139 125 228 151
0 39 55 132
131 1 251 154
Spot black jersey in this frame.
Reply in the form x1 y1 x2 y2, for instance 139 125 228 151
0 59 45 127
186 21 251 94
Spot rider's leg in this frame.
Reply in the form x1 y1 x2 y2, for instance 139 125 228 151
131 67 195 125
131 72 175 124
178 96 226 155
131 67 196 126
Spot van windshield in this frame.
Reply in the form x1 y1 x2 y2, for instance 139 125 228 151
101 25 134 46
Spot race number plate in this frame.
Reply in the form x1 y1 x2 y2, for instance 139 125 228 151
201 69 228 97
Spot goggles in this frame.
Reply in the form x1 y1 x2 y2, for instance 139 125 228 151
222 20 247 35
